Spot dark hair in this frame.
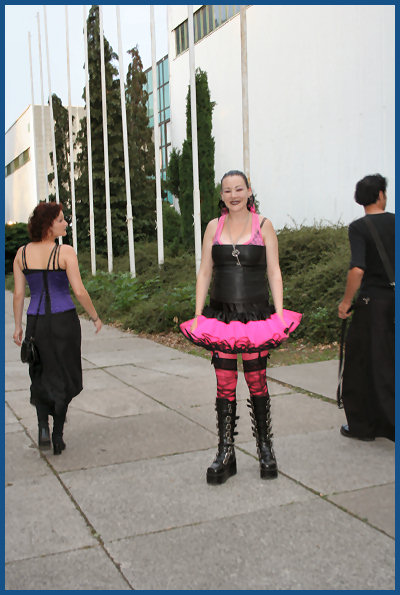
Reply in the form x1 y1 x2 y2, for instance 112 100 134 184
28 201 63 241
354 174 387 206
219 169 255 213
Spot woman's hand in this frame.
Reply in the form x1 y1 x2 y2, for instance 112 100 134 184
13 326 23 347
93 318 102 333
190 317 199 332
338 300 352 319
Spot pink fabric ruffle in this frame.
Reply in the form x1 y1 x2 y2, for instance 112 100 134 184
180 309 302 354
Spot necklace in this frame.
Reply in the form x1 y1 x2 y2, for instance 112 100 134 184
225 212 250 266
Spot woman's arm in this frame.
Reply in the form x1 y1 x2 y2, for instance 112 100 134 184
338 267 364 319
190 219 217 331
61 245 102 333
13 247 26 346
261 217 284 322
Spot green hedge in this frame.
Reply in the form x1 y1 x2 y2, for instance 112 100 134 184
5 223 30 273
6 224 350 344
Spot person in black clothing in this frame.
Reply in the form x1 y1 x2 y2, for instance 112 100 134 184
338 174 394 441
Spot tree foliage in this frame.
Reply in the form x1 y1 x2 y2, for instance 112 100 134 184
166 68 216 247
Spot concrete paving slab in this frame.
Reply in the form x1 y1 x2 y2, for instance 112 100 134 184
5 402 19 425
82 340 180 367
5 360 30 391
62 448 314 542
5 431 51 484
328 483 395 538
70 385 165 418
81 367 134 391
268 359 339 399
5 546 131 590
5 475 96 562
5 390 35 421
22 407 216 473
106 497 394 590
180 393 346 444
242 429 395 495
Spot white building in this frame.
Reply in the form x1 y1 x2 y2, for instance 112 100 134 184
167 5 395 229
5 104 84 223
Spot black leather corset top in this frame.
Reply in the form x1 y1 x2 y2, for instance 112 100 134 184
210 244 269 303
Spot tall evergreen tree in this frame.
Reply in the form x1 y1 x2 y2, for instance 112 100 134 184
75 5 126 256
125 46 156 242
48 93 72 229
167 68 216 247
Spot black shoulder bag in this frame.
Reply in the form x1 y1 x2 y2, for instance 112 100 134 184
20 246 55 365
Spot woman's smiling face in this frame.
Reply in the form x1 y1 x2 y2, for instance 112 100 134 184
221 175 252 212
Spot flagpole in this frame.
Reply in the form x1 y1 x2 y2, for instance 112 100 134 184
83 6 96 276
150 5 164 268
187 6 202 274
36 13 49 202
65 6 77 253
240 6 250 182
116 6 136 277
28 32 40 204
43 7 60 207
99 5 113 273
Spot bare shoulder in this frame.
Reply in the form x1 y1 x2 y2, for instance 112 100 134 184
204 218 218 237
258 214 274 231
59 244 77 265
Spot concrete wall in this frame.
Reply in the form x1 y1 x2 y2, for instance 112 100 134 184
167 5 395 230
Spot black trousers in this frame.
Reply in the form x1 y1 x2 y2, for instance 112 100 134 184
342 294 394 441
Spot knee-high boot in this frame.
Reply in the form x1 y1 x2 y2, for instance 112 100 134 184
52 406 67 455
35 402 51 450
206 398 238 485
247 395 278 479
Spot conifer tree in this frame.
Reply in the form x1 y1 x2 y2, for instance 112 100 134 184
125 46 156 241
167 68 216 247
75 5 126 256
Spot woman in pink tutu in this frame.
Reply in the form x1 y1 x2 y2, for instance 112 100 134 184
180 170 301 484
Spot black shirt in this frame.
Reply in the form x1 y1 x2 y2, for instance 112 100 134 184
348 212 395 297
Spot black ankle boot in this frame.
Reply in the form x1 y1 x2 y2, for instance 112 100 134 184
248 395 278 479
52 433 66 455
207 398 239 485
38 422 51 449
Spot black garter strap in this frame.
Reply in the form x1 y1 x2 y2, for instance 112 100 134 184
242 353 269 372
211 352 238 370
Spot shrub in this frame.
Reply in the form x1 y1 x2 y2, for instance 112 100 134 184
5 223 30 273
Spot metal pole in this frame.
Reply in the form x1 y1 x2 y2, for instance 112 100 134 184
240 6 250 182
65 6 77 253
43 6 60 211
36 13 49 202
99 5 113 273
116 6 136 277
187 6 202 275
150 5 164 268
83 6 96 276
28 32 40 204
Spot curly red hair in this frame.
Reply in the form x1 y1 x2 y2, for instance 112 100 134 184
28 201 63 241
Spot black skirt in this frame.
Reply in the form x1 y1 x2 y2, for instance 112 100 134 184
342 293 394 441
26 309 83 414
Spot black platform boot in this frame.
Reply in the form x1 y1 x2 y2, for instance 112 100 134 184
206 398 239 485
247 395 278 479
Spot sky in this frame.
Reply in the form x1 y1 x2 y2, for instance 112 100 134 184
5 4 169 131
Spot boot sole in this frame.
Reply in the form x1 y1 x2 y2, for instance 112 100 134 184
260 468 278 479
38 441 51 450
206 462 237 485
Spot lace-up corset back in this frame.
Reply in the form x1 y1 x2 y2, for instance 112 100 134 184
22 244 75 315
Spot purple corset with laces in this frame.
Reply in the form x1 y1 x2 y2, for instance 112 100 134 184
25 270 75 315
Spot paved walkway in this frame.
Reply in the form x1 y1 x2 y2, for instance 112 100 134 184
5 290 395 590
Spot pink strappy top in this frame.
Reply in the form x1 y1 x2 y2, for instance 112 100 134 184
213 212 265 246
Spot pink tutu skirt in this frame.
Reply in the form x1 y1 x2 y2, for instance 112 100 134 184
180 309 302 354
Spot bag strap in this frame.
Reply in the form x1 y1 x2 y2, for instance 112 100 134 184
336 305 353 409
364 216 395 287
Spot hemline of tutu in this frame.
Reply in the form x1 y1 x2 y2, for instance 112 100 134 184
178 327 289 354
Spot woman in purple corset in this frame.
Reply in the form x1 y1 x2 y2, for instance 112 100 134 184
13 202 102 455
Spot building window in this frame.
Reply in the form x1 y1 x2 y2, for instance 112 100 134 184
5 148 30 178
175 5 242 55
143 55 173 204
